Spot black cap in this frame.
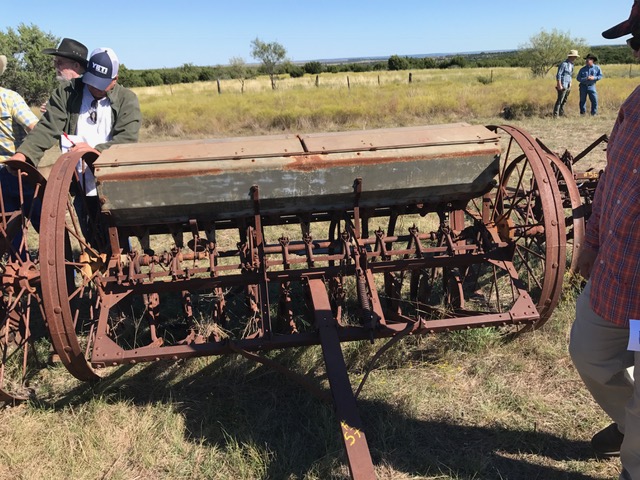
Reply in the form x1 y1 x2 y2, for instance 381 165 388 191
42 38 88 66
603 0 640 39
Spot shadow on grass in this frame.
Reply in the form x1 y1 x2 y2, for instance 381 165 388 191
47 352 601 480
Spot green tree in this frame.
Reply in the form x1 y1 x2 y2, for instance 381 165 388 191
250 37 286 90
0 23 58 104
303 61 323 75
179 63 199 83
282 61 304 78
520 29 589 77
118 64 146 88
387 55 409 71
229 57 250 93
198 66 219 82
159 68 181 85
141 70 164 87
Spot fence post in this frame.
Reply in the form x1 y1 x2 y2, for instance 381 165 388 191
408 72 412 84
217 79 221 94
315 74 319 87
378 75 380 85
347 76 350 90
490 70 493 83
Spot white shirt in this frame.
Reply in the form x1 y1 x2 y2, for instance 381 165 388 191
74 85 113 196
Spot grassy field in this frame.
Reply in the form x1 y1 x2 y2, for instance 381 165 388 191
5 67 634 479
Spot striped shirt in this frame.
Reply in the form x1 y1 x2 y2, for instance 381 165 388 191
585 85 640 326
0 87 38 160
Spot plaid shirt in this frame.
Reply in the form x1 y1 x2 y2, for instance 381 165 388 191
585 85 640 326
0 87 38 160
556 59 574 89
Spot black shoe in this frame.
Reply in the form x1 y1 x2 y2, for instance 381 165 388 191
591 423 624 457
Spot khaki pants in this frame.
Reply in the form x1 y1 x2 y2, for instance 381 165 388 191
569 281 640 480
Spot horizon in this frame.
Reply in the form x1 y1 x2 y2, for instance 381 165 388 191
125 45 628 71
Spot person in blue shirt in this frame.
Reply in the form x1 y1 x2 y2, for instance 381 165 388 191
553 49 579 117
577 54 604 115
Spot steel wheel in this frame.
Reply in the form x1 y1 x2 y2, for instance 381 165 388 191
536 142 586 273
40 149 103 382
481 125 566 327
0 161 47 403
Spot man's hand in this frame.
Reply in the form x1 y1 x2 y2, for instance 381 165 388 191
575 246 598 280
71 141 92 150
5 153 29 176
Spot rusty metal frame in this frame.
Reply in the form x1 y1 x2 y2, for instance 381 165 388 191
32 126 568 479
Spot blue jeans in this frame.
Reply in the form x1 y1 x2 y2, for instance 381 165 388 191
0 165 41 256
579 85 598 115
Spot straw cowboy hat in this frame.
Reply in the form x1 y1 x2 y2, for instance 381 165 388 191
567 50 580 58
0 55 6 76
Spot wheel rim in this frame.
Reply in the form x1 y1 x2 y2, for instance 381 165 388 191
484 125 566 328
40 149 102 382
0 161 47 403
536 143 586 273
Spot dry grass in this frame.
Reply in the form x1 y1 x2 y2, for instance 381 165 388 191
4 67 633 479
132 65 637 145
0 291 621 480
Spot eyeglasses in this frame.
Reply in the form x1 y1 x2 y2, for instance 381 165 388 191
88 99 98 124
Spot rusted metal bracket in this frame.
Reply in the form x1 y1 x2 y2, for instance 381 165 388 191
307 277 376 480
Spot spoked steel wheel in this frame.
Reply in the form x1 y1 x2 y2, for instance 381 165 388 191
40 149 103 382
0 160 47 403
536 143 586 273
479 125 566 328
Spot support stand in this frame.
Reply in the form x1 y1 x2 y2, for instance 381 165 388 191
307 277 376 480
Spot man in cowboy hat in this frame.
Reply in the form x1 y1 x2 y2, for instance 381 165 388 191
570 1 640 478
8 47 140 250
40 38 88 113
42 37 87 82
10 47 140 169
577 53 604 115
553 49 579 117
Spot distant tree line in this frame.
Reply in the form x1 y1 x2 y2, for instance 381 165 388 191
118 45 636 89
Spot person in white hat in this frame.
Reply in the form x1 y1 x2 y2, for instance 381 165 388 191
553 49 579 117
10 47 141 168
9 47 141 238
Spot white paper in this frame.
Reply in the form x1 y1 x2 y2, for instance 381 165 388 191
628 319 640 352
60 134 85 153
76 160 97 197
59 134 97 196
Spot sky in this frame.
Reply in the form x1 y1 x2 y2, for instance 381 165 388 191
2 1 632 70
